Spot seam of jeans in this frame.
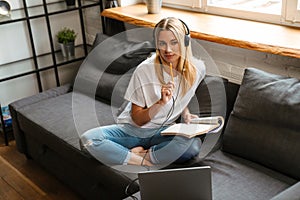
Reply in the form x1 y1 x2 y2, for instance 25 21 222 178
149 147 159 164
122 151 131 165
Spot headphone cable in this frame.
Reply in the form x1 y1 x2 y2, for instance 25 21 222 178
124 41 189 199
125 178 139 200
140 54 187 167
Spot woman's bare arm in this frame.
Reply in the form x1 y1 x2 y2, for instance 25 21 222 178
131 82 174 126
182 107 199 124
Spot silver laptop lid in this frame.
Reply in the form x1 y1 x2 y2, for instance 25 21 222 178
138 166 212 200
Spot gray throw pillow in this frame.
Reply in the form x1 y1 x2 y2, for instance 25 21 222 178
222 68 300 179
75 33 155 104
188 75 228 118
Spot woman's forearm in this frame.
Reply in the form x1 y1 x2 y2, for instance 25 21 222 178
131 100 165 126
132 82 174 126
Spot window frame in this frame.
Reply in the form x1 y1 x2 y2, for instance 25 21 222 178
284 0 300 22
163 0 201 9
162 0 300 27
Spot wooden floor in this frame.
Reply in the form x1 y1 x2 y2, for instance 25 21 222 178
0 134 82 200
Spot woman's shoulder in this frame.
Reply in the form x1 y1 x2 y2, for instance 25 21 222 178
192 57 205 69
139 53 156 65
192 57 206 78
134 53 156 72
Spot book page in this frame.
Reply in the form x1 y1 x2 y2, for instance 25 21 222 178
190 116 222 124
161 123 219 138
161 116 225 138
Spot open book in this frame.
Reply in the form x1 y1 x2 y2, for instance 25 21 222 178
161 116 224 138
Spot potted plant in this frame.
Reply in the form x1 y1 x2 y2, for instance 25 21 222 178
56 27 77 58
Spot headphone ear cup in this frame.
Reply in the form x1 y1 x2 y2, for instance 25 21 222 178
184 34 190 47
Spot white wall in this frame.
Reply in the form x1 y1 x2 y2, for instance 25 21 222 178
84 3 103 44
8 0 61 9
0 0 95 106
117 0 141 7
198 40 300 84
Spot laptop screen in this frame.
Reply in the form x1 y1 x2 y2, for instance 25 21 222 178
138 166 212 200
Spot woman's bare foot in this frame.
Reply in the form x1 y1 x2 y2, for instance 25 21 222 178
128 146 153 166
131 146 145 153
131 146 151 163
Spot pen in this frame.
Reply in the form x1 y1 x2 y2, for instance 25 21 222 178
170 63 174 82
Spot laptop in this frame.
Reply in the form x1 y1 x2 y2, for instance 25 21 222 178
138 166 212 200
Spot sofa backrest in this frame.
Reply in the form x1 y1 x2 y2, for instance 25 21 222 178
188 75 229 118
185 75 242 161
73 33 155 107
222 68 300 179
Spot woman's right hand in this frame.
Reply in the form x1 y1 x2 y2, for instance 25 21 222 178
160 81 175 104
131 81 175 126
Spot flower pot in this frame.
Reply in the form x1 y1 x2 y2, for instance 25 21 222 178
59 42 75 58
146 0 162 14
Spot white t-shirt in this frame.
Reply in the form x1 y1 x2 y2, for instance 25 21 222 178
117 54 206 128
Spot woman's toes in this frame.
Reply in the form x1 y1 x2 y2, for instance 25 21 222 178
131 146 145 153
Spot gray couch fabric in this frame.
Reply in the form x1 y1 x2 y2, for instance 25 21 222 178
201 151 296 200
9 84 72 154
271 181 300 200
75 32 155 106
223 68 300 180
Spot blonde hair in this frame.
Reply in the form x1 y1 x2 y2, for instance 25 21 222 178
153 17 196 97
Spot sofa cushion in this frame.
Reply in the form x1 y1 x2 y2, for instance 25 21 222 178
188 75 228 118
74 33 155 105
95 38 154 104
96 72 133 107
184 75 229 160
271 181 300 200
15 92 139 199
92 33 155 75
222 68 300 179
200 150 297 200
16 92 118 150
9 84 72 153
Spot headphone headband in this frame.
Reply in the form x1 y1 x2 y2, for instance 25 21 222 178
177 19 190 47
154 17 190 47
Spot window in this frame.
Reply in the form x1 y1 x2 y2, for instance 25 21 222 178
285 0 300 23
162 0 300 26
163 0 201 9
207 0 282 15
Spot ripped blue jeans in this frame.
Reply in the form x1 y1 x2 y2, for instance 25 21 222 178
80 124 201 165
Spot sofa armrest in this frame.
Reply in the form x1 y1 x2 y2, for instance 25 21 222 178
9 83 71 110
271 181 300 200
9 84 72 154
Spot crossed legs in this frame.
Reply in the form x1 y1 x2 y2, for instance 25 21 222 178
80 124 201 166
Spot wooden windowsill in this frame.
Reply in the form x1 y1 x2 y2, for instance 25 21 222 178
101 4 300 59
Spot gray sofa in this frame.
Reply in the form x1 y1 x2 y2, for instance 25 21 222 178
199 67 300 200
10 33 300 199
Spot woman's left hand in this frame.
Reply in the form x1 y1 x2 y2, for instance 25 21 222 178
182 112 199 124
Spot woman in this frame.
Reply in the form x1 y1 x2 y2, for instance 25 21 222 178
80 17 206 166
